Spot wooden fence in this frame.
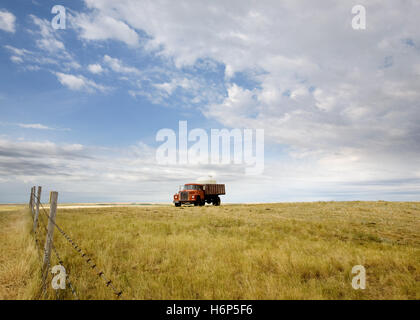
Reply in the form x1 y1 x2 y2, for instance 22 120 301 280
28 186 122 299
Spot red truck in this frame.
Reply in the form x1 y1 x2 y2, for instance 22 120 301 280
173 183 225 207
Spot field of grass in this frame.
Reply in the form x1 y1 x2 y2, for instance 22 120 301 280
0 202 419 300
0 205 40 299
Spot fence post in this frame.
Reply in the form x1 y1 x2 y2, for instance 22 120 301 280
33 186 42 233
31 186 36 215
42 191 58 283
33 186 37 214
29 187 33 210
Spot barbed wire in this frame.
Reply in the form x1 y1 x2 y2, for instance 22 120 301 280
32 194 123 299
34 211 51 299
51 243 79 299
33 227 43 262
34 209 79 300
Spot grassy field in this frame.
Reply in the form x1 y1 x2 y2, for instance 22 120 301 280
0 202 419 300
0 205 40 299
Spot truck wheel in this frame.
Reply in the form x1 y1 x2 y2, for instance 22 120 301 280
174 202 181 207
213 197 221 206
196 196 205 206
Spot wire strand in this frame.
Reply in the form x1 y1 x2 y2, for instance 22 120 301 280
32 194 123 299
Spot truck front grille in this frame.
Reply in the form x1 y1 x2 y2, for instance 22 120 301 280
180 191 188 201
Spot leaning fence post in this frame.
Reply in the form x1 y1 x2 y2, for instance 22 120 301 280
33 186 42 233
31 186 36 215
29 187 33 210
42 191 58 282
33 186 37 214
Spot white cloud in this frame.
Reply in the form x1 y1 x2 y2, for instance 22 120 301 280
71 12 139 47
4 44 54 67
3 16 83 75
153 78 198 95
3 45 32 56
18 123 51 130
10 55 23 64
25 65 41 71
0 9 16 33
55 72 86 90
103 55 140 74
204 84 258 127
0 122 70 131
30 15 65 53
54 72 109 92
87 63 104 74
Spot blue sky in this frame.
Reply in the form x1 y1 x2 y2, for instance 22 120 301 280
1 0 420 203
0 0 226 147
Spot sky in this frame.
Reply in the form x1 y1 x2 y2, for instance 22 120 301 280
0 0 420 203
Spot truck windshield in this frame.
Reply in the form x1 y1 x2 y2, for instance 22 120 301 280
182 185 202 190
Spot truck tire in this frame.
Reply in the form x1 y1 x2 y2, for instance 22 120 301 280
174 202 181 207
196 196 205 206
213 197 221 206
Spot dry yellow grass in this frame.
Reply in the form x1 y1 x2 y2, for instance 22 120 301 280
0 206 41 299
1 202 419 300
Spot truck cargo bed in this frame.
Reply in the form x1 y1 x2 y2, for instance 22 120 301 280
204 184 225 195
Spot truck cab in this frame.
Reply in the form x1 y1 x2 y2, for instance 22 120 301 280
173 183 224 207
